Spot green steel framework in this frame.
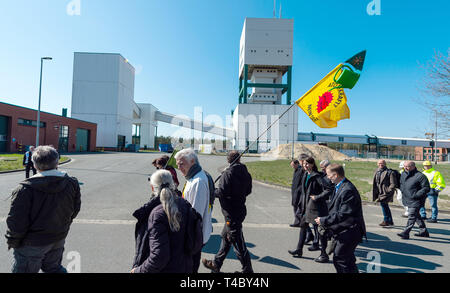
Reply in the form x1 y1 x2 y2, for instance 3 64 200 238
239 65 292 105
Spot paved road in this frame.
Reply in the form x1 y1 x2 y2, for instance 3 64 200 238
0 152 449 273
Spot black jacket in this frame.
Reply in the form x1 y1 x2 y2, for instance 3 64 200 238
322 178 366 239
297 171 332 225
132 196 161 269
215 162 252 223
400 168 430 208
291 168 304 207
133 196 193 273
5 174 81 248
22 151 33 167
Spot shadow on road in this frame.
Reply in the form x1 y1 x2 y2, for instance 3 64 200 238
355 232 443 272
362 232 443 256
203 234 300 271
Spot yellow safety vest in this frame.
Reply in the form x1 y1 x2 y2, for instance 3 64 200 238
423 168 446 191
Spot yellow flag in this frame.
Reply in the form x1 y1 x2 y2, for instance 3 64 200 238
295 64 350 128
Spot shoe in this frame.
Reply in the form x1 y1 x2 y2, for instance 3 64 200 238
427 219 437 223
202 259 220 273
290 223 300 228
401 214 409 218
288 249 303 257
314 255 329 263
397 232 409 240
386 222 394 227
379 221 389 227
414 231 430 238
308 245 320 251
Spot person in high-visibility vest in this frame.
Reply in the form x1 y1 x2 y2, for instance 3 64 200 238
420 161 446 223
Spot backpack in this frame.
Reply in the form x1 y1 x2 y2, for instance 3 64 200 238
184 201 204 255
389 169 401 189
204 171 216 208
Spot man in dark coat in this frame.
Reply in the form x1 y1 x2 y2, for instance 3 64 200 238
6 146 81 273
290 159 302 227
202 151 253 273
372 159 397 227
22 146 36 178
315 164 366 273
397 161 430 239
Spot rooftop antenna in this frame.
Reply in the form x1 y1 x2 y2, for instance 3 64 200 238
273 0 276 18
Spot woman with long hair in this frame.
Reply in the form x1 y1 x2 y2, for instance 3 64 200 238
288 157 332 263
131 170 193 273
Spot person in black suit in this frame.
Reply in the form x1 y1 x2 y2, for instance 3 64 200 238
288 157 332 262
315 164 366 273
290 154 314 243
22 146 36 179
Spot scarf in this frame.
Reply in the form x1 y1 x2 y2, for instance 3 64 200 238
185 163 202 180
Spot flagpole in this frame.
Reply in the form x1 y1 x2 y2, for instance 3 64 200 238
163 149 177 169
215 102 297 183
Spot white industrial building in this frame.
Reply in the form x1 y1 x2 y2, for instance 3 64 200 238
69 19 447 154
233 18 298 152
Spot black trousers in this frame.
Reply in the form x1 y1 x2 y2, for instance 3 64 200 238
403 206 427 235
25 164 36 179
296 224 327 254
192 244 204 273
333 226 361 273
214 222 253 273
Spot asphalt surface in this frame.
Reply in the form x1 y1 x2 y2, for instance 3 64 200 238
0 152 449 273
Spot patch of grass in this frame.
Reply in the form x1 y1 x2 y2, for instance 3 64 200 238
246 159 450 201
0 154 69 172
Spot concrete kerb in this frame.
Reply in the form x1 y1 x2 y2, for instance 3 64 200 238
0 158 72 175
252 179 450 215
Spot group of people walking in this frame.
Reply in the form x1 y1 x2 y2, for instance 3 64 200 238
372 159 446 240
289 155 366 273
4 145 446 274
134 148 255 273
7 145 254 274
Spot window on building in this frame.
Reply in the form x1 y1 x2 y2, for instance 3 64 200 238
59 125 69 138
18 118 46 128
401 140 407 145
339 137 344 142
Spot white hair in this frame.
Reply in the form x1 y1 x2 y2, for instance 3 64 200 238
320 160 330 168
174 148 199 164
32 146 59 171
150 170 181 232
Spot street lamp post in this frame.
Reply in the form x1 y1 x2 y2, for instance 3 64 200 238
36 57 52 148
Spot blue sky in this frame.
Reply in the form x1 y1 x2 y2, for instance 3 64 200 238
0 0 449 139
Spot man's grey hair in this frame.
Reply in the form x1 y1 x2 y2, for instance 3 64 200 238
32 146 59 171
174 148 199 164
320 160 330 168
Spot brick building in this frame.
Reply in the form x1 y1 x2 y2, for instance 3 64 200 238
0 101 96 153
415 147 449 162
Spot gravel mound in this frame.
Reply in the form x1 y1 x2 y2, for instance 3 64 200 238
261 143 350 161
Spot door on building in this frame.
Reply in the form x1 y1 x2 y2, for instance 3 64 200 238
76 128 90 152
58 125 69 153
117 135 126 151
0 115 9 153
